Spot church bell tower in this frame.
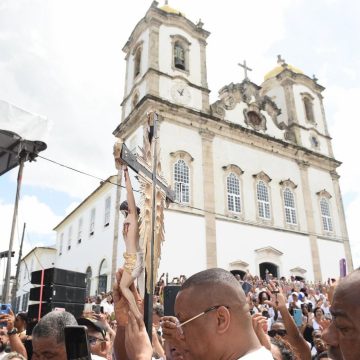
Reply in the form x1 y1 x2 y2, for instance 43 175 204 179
119 1 211 125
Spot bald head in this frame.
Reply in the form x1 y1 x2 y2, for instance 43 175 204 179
173 268 261 360
322 269 360 360
179 268 247 308
334 269 360 305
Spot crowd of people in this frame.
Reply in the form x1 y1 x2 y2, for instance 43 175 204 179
0 266 359 360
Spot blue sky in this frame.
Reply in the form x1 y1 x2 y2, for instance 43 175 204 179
0 0 359 276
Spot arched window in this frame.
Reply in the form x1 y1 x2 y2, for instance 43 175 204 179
302 94 315 123
283 188 297 224
320 197 333 231
98 259 108 294
227 173 241 213
174 159 190 203
174 42 185 70
85 266 92 298
134 48 141 78
257 180 271 219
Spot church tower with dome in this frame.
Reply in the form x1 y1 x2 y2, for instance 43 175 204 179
113 1 353 281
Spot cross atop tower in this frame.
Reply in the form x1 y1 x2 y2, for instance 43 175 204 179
277 54 287 68
238 60 252 81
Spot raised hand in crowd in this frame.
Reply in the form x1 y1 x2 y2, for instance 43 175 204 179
0 309 27 359
265 280 311 360
161 315 186 352
113 268 142 326
251 313 271 351
124 311 152 360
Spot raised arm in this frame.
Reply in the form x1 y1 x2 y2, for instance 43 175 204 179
265 282 311 360
123 166 137 219
0 310 28 359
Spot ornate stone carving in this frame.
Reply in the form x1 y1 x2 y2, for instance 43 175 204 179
252 171 272 183
316 189 332 199
243 103 267 131
222 164 244 176
210 100 226 119
169 150 194 162
279 179 297 189
255 246 283 256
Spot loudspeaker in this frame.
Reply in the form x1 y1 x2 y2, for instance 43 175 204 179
29 284 86 304
31 268 86 288
28 302 84 319
164 285 181 316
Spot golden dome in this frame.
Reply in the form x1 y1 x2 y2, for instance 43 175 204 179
159 4 183 15
264 56 303 80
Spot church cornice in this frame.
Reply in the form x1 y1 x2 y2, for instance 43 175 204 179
288 123 332 140
113 94 342 172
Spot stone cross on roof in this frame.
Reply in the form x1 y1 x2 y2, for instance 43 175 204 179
238 60 252 80
277 54 288 68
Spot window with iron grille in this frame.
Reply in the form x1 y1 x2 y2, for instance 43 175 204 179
257 181 271 219
227 173 241 213
284 188 297 224
320 197 333 231
174 159 190 203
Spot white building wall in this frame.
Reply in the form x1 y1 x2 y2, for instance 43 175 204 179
216 220 315 280
159 210 206 278
212 137 307 231
298 128 330 157
317 239 346 278
55 182 125 295
160 120 204 209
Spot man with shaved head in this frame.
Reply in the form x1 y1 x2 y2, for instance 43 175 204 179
162 268 273 359
322 269 360 360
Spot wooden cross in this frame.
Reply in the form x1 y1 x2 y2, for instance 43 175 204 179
238 60 252 80
118 112 175 339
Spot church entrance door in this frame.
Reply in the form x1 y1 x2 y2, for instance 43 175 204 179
230 270 246 279
259 262 278 279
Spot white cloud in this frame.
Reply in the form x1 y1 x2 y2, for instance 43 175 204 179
0 195 60 280
325 85 360 266
0 195 61 253
326 86 360 193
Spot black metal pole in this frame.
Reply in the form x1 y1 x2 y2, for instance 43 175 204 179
2 158 25 304
144 112 158 340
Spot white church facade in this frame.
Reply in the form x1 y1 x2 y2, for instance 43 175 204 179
112 2 353 282
53 2 353 291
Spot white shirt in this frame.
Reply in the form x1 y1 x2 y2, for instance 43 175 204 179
238 347 273 359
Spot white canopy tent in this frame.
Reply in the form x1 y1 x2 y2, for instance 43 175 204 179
0 99 48 304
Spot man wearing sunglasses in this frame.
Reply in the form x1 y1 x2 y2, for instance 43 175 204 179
162 268 273 359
